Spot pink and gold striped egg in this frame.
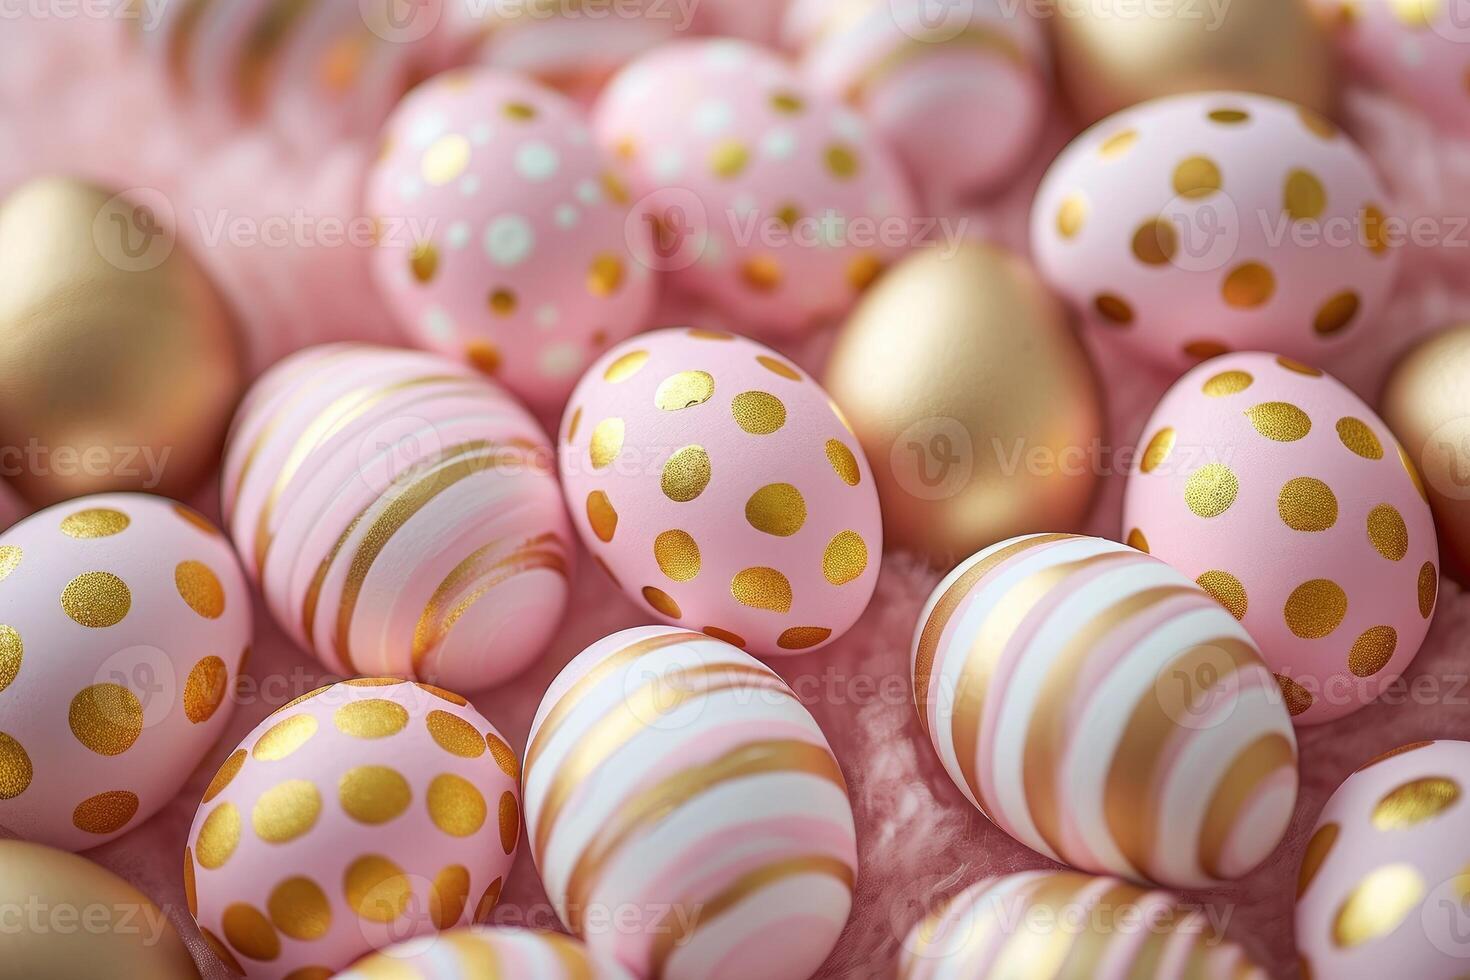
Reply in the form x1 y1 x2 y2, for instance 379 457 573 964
336 926 634 979
1123 352 1439 725
187 678 520 979
913 533 1298 889
0 493 250 851
222 343 573 692
1297 739 1470 979
523 626 857 980
559 328 881 658
900 870 1268 979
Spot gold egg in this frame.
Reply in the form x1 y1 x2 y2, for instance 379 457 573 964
1382 325 1470 583
1051 0 1335 125
0 840 198 978
823 243 1104 565
0 177 242 506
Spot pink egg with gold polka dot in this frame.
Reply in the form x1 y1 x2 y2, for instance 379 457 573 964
0 493 250 852
1123 352 1439 725
337 926 635 979
1032 92 1400 372
367 68 657 412
558 328 881 657
593 40 918 336
186 678 521 979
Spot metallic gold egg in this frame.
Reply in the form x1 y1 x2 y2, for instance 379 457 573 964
1382 325 1470 584
0 177 241 506
1051 0 1335 125
0 840 198 979
822 243 1105 565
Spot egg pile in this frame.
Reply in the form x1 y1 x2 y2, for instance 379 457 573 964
338 926 634 979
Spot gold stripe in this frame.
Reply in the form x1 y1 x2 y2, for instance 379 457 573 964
1055 881 1147 978
985 873 1091 979
544 932 593 980
913 534 1071 735
165 0 214 82
846 27 1028 103
565 740 844 933
238 0 317 114
1197 732 1296 879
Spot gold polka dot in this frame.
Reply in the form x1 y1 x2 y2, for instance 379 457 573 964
421 133 471 186
486 733 520 780
0 625 20 695
1183 340 1230 360
416 683 467 706
183 847 197 917
756 355 801 380
268 877 331 941
1362 741 1436 770
710 139 749 178
426 711 485 758
410 241 438 283
1399 444 1429 502
1222 262 1276 308
848 253 884 291
0 733 32 799
1374 775 1459 832
1314 291 1361 336
467 340 501 375
604 349 648 382
1284 169 1328 221
731 391 788 434
488 288 517 316
283 966 331 980
1057 194 1087 238
823 531 868 586
431 865 471 929
335 699 409 739
204 749 246 804
741 255 783 291
1131 218 1177 265
475 877 503 924
1173 156 1222 198
654 371 715 413
342 677 405 688
503 101 536 120
589 417 625 470
1420 562 1438 619
1245 402 1312 442
69 683 142 756
1332 864 1425 948
778 627 832 650
222 903 279 962
60 508 130 538
731 567 793 613
1368 504 1409 561
197 802 240 868
566 407 583 443
1336 417 1384 459
254 714 318 761
1126 528 1149 553
1185 464 1240 518
826 142 859 178
253 780 321 843
1098 129 1138 158
1363 205 1390 255
826 440 861 486
1209 108 1251 124
770 90 805 113
1299 822 1338 898
1284 579 1348 638
174 560 226 618
0 546 20 582
339 765 412 824
1279 477 1339 532
184 655 228 724
1278 355 1324 376
587 254 625 297
1203 370 1253 396
654 530 701 582
586 491 618 543
61 571 131 627
498 790 519 854
1276 674 1315 717
703 626 747 647
1139 427 1175 474
1094 293 1134 324
642 585 682 619
662 446 711 502
1299 106 1337 139
1349 625 1399 677
427 773 487 837
344 855 412 923
72 790 138 835
1197 571 1248 620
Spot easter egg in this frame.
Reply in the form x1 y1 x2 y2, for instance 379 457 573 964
786 0 1049 203
1031 91 1399 372
336 926 635 979
0 840 198 979
524 626 857 980
593 39 918 335
1297 739 1470 978
0 493 250 851
1123 352 1439 725
222 344 573 692
900 870 1269 978
913 533 1298 888
559 328 881 657
187 678 520 979
367 69 656 412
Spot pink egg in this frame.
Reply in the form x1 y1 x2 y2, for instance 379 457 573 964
786 0 1049 203
222 344 573 692
1297 739 1470 977
593 39 918 335
1031 91 1400 372
336 926 635 979
187 679 520 979
698 0 789 43
1123 352 1439 725
367 69 657 412
0 494 250 851
558 328 882 657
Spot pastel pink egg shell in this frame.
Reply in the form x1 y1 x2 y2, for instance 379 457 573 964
558 328 882 657
1297 738 1470 978
187 678 522 979
221 343 573 692
1122 352 1439 726
524 626 857 980
0 493 250 852
593 39 918 336
367 68 657 412
336 926 636 979
696 0 791 44
1030 91 1400 373
788 0 1049 203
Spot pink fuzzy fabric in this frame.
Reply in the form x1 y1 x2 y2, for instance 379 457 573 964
5 16 1470 980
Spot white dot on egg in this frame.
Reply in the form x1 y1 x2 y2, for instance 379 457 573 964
535 305 560 329
652 147 685 181
459 175 481 196
832 110 866 141
693 100 734 136
408 111 450 149
761 128 797 161
540 343 583 378
446 221 471 249
516 141 561 181
731 193 758 218
1398 37 1424 68
397 176 423 201
422 307 455 341
575 179 602 206
817 209 847 248
484 214 535 267
568 124 590 146
555 204 579 229
704 41 747 70
469 122 493 146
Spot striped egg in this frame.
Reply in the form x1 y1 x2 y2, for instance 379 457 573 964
912 534 1299 889
186 678 521 979
524 626 857 980
222 344 573 692
337 926 635 979
900 870 1268 979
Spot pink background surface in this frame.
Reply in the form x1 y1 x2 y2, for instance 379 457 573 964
5 15 1470 980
